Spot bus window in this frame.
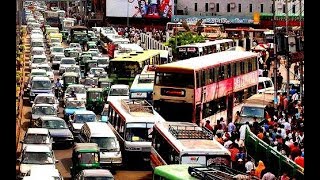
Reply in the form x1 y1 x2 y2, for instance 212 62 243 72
240 61 245 74
205 69 210 85
209 68 215 83
232 63 236 77
248 59 253 72
218 66 225 81
156 72 195 88
227 64 232 78
211 45 217 53
201 70 206 86
244 60 248 73
252 57 257 71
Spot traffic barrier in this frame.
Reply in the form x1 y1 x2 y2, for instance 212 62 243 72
244 126 304 178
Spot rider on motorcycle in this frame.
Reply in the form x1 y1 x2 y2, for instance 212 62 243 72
54 78 63 99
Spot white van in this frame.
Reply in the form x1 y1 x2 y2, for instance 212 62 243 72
107 84 129 102
258 77 274 94
78 122 122 167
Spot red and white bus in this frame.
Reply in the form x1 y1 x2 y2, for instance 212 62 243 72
176 39 235 60
153 51 259 125
150 121 231 169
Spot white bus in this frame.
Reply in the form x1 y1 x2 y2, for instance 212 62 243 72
176 39 235 60
150 121 231 169
107 99 166 163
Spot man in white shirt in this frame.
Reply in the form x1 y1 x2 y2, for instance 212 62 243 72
245 157 255 172
239 122 249 140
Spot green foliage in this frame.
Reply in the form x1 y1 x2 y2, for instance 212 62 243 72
167 32 205 54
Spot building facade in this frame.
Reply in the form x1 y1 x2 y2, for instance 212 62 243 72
176 0 304 17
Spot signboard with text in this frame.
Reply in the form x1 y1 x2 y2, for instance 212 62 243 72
172 15 254 24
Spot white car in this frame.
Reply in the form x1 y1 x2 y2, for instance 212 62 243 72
20 128 53 150
33 93 59 111
30 55 48 69
59 57 76 75
24 166 63 180
69 43 82 53
51 54 65 70
34 64 54 82
50 46 64 57
30 47 46 58
17 145 58 179
31 104 57 122
88 67 107 78
31 39 45 48
64 84 87 103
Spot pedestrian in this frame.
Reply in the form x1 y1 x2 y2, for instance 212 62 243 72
228 121 236 133
234 111 240 123
215 133 224 145
235 158 247 173
294 151 304 168
278 171 290 180
277 72 283 90
257 128 264 140
255 160 266 179
239 122 249 140
204 120 214 132
261 169 276 180
245 156 255 173
228 143 239 168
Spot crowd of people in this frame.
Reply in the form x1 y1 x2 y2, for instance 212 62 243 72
204 90 304 179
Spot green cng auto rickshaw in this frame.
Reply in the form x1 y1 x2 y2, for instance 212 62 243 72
84 77 99 89
84 59 98 76
70 143 100 178
86 88 104 114
69 50 80 63
62 72 80 91
98 78 113 101
64 47 75 57
80 54 93 71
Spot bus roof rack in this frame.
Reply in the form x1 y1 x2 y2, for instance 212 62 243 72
120 99 154 115
168 125 213 140
188 165 258 180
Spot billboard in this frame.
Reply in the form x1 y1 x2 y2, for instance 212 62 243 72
106 0 174 19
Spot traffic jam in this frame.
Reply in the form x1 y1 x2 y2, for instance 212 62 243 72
16 1 304 180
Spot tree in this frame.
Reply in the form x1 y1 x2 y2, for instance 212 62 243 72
165 31 205 58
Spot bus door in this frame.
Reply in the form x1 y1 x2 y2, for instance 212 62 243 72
226 92 234 123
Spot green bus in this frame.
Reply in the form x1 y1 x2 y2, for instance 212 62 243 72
153 164 198 180
108 50 162 85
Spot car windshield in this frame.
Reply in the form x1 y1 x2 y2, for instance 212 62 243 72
66 86 86 94
78 153 99 164
54 56 64 61
38 66 51 72
64 76 78 84
241 106 264 118
51 38 60 43
84 177 114 180
33 106 55 115
22 152 54 164
61 59 76 64
66 101 85 108
88 92 101 99
97 59 107 64
32 50 44 55
31 72 47 76
109 88 129 96
52 47 63 53
24 134 48 144
90 52 99 56
90 137 119 151
85 79 98 85
125 123 154 142
100 83 110 89
31 80 51 90
90 68 105 74
74 114 96 123
33 58 46 64
66 67 80 73
35 96 55 104
70 44 80 48
43 120 68 129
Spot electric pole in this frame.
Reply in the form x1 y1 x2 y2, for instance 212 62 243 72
273 0 278 104
285 0 290 97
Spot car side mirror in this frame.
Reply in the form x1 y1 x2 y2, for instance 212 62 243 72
20 140 23 143
55 160 59 163
17 158 21 163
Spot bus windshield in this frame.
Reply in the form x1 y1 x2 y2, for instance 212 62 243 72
125 123 154 142
110 61 140 77
155 72 194 88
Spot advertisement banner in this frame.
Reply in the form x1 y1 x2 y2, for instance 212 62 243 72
106 0 174 19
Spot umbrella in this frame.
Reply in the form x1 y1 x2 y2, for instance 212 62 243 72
251 44 266 51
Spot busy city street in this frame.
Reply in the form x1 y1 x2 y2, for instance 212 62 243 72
16 0 304 179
